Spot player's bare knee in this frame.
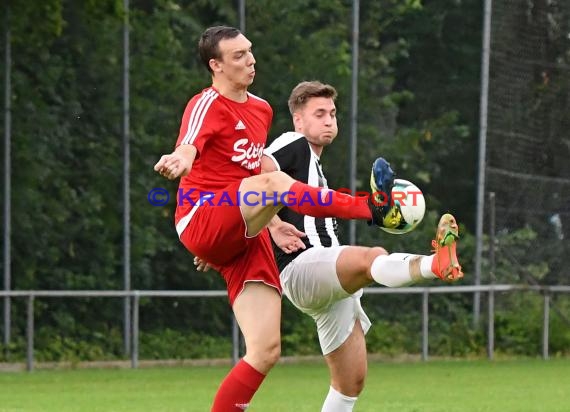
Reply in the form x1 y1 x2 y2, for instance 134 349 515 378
370 246 388 257
361 247 387 280
353 373 366 395
353 247 388 273
248 340 280 372
334 374 365 397
265 340 281 367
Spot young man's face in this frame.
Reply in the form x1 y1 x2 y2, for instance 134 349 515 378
294 97 338 148
211 34 256 88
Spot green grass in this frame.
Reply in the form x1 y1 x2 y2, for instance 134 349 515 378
0 359 569 411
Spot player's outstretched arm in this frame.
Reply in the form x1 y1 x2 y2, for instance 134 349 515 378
154 144 197 180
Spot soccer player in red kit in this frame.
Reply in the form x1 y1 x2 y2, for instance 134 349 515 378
154 26 394 411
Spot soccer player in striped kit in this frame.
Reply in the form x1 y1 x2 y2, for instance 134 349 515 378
262 81 463 411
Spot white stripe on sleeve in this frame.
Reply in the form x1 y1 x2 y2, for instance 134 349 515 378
181 89 218 145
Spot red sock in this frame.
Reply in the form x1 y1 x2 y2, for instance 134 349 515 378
211 359 266 411
287 182 371 220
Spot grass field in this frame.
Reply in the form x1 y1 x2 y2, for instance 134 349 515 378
1 359 569 411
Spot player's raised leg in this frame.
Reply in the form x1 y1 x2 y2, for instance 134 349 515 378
330 214 464 290
240 157 395 236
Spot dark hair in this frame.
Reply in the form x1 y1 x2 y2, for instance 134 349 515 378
198 26 242 74
288 81 338 115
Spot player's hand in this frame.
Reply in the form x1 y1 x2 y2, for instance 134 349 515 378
269 221 307 254
154 153 191 180
193 256 212 272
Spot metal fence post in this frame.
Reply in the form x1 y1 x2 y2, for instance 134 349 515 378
487 192 496 360
542 293 550 360
487 288 494 360
122 0 132 358
422 289 429 361
26 295 34 371
3 3 13 361
131 292 139 369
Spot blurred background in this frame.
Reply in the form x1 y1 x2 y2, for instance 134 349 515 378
1 0 569 364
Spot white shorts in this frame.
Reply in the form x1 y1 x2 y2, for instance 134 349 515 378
280 246 372 355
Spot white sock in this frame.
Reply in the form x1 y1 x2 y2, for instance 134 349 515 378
370 253 436 287
321 386 357 412
420 255 435 279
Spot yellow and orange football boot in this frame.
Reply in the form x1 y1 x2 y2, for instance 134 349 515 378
431 213 464 281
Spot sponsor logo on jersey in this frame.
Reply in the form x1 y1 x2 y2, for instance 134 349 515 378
231 138 264 170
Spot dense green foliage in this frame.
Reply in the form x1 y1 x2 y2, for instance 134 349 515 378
1 0 568 361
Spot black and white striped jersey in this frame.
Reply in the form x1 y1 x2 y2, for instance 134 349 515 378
264 132 340 272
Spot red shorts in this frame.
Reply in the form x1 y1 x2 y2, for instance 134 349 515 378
178 181 281 305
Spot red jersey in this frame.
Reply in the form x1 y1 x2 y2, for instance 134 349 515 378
174 87 273 228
